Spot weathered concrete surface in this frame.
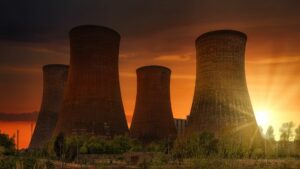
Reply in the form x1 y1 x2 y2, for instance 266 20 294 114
29 64 68 149
130 65 177 142
54 25 128 137
186 30 261 146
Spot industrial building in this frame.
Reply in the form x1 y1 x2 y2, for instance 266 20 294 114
130 65 177 142
54 25 128 137
186 30 261 147
174 118 188 136
29 64 68 148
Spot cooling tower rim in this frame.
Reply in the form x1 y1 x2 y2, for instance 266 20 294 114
43 64 69 70
196 30 247 43
136 65 171 73
69 25 121 38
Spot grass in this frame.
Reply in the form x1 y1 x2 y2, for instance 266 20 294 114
1 155 300 169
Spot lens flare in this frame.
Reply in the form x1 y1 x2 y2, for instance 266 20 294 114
255 110 269 129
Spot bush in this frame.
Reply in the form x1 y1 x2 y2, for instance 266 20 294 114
47 134 144 162
151 152 169 166
145 139 174 153
54 132 65 159
45 160 55 169
0 157 15 169
172 132 218 158
0 132 16 155
19 157 37 169
138 159 151 169
0 157 56 169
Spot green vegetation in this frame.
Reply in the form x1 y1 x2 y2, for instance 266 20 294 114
50 134 143 161
1 122 300 168
0 156 55 169
279 122 295 142
0 132 15 155
172 132 218 160
295 125 300 141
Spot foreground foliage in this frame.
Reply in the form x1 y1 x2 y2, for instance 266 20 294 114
0 156 54 169
0 132 16 155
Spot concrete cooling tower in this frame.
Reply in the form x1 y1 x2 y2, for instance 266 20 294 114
29 64 68 149
54 25 128 137
130 65 177 143
186 30 261 146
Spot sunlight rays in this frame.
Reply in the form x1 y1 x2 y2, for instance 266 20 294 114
247 56 300 140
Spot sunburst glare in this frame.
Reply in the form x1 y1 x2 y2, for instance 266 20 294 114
255 110 270 129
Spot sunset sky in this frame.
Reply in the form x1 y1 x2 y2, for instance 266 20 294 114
0 0 300 148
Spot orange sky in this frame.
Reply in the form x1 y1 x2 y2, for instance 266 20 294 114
1 0 300 148
1 36 300 148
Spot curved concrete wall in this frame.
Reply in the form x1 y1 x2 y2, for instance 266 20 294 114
54 25 128 137
130 65 177 143
29 64 68 148
187 30 261 145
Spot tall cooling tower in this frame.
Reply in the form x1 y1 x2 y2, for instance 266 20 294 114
29 64 68 149
130 65 177 142
54 25 128 136
186 30 261 144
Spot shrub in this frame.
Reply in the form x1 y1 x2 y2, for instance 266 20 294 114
0 157 15 169
0 132 16 155
172 132 218 158
54 132 65 159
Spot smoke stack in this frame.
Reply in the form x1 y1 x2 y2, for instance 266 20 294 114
54 25 128 136
186 30 261 146
29 64 68 149
130 65 177 142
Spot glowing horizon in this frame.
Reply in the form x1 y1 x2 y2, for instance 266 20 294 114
1 0 300 148
1 60 299 148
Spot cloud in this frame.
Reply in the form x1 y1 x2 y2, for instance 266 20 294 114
120 72 136 78
247 56 300 65
0 112 38 122
154 55 191 62
1 0 299 43
120 71 195 80
172 74 195 80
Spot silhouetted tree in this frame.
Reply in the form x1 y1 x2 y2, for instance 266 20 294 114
54 132 65 159
279 121 294 142
0 132 15 155
294 125 300 156
295 125 300 141
265 126 275 141
64 138 77 162
264 126 276 157
278 122 295 157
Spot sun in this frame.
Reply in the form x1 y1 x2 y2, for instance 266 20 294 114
255 110 269 129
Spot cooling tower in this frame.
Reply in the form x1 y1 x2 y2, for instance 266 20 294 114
29 64 68 149
186 30 261 145
54 25 128 137
130 65 177 143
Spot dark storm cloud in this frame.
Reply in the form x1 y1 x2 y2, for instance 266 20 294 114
0 42 68 67
0 112 37 122
0 0 77 42
0 0 299 69
1 0 300 42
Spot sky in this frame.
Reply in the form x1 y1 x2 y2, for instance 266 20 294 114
0 0 300 148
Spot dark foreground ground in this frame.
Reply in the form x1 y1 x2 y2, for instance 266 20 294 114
54 158 300 169
2 154 300 169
